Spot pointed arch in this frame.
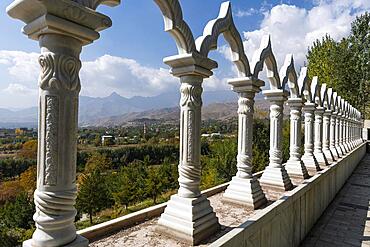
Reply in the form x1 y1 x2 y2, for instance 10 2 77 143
280 54 299 98
195 1 251 77
250 35 280 90
73 0 120 9
154 0 196 54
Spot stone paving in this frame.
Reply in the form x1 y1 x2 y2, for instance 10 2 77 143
301 154 370 247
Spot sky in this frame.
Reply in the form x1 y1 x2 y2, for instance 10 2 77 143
0 0 369 108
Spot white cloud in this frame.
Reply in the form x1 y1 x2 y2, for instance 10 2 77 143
0 50 39 83
3 83 37 96
80 55 178 98
221 0 370 81
234 8 259 17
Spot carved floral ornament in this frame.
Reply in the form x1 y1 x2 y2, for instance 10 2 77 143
237 97 254 115
180 83 203 107
39 53 81 92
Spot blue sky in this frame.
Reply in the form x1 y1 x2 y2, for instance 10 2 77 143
0 0 369 108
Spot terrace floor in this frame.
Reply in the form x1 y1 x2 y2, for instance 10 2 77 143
89 193 274 247
301 154 370 247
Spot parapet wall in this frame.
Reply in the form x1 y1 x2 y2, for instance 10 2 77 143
211 142 367 247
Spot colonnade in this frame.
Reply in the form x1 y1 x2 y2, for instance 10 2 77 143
7 0 364 246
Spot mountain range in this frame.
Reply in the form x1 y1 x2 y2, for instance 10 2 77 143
0 90 266 128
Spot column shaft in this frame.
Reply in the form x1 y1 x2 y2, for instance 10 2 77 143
302 104 320 175
285 101 309 180
31 34 85 247
223 91 266 208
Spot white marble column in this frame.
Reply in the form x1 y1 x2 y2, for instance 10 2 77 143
336 113 345 155
7 1 119 246
343 109 350 151
329 113 341 159
323 110 335 162
285 99 309 180
339 114 348 154
302 103 321 176
313 107 328 165
223 78 267 208
157 54 219 245
260 90 293 193
349 119 355 149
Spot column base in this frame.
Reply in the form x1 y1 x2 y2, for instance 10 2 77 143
156 194 219 245
302 154 321 176
259 166 293 199
339 144 347 155
23 235 88 247
222 176 267 209
344 143 351 152
330 147 341 159
323 149 336 163
313 151 329 166
284 160 310 181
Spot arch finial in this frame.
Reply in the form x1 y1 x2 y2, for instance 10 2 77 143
250 35 280 89
298 67 309 99
195 1 251 77
320 83 328 107
280 54 298 97
326 88 334 110
310 76 320 105
154 0 196 54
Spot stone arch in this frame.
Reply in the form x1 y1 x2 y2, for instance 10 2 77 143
195 1 251 77
280 54 299 97
250 35 280 90
153 0 196 54
72 0 120 10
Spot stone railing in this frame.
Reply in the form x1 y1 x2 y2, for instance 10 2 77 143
6 0 365 246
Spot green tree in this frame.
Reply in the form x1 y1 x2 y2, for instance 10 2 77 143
0 192 34 229
76 169 112 224
307 12 370 118
145 166 164 204
349 12 370 117
208 138 237 181
84 152 112 173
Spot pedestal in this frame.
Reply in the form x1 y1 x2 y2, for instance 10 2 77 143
260 166 293 195
23 235 88 247
285 160 309 180
156 195 219 245
223 176 267 208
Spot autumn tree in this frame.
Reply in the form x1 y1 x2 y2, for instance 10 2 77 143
19 165 37 193
18 140 37 160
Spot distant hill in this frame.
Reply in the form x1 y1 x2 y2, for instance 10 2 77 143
0 91 268 128
81 99 272 127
